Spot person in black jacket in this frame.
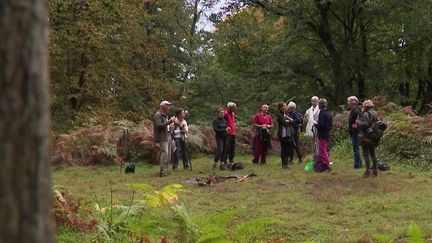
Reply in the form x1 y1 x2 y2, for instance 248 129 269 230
286 102 303 164
314 98 333 172
347 96 363 169
212 108 229 170
276 102 293 168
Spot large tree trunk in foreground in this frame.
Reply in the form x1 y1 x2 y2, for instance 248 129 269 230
0 1 54 242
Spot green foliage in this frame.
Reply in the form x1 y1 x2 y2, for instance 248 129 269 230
93 183 186 242
330 139 353 160
49 0 210 128
146 184 184 208
194 209 240 242
408 221 424 243
381 134 432 169
234 217 283 242
373 234 394 243
172 204 200 242
372 221 425 243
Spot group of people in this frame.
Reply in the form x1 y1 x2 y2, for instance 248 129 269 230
153 101 190 177
152 95 381 178
347 96 381 177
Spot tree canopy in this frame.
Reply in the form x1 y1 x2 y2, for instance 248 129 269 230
48 0 432 128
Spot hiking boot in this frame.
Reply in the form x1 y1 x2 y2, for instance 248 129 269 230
252 159 258 164
363 169 371 178
372 168 378 176
220 163 226 170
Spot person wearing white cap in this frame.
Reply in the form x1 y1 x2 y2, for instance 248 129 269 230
153 100 176 177
347 96 363 169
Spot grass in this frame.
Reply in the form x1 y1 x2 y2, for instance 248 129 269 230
53 147 432 242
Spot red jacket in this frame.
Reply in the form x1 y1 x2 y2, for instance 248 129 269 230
252 113 273 133
224 109 236 136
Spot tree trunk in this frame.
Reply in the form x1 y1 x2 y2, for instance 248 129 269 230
0 1 54 242
358 5 368 100
315 0 346 104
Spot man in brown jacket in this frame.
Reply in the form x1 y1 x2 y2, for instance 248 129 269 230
153 100 175 177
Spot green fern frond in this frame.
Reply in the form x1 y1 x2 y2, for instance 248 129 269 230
194 209 240 243
129 183 154 193
408 221 424 243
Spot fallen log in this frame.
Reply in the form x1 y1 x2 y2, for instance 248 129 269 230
192 173 258 186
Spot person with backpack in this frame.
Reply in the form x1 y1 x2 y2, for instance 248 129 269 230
171 108 190 170
347 96 363 169
252 104 273 165
357 99 380 177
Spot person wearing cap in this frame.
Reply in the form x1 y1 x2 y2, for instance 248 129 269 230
313 98 332 172
224 102 237 163
347 96 363 169
252 104 273 164
357 99 379 177
153 100 176 177
286 102 303 164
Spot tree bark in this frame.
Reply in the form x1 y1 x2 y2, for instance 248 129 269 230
315 0 346 104
0 1 54 242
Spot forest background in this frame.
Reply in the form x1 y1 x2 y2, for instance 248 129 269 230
50 0 432 131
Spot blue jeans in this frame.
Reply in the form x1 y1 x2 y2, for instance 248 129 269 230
351 135 362 168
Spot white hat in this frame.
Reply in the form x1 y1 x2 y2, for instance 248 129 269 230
160 100 172 106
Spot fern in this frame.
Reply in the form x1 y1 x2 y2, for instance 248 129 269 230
408 221 424 243
100 142 118 158
146 184 184 208
172 204 199 242
373 234 393 243
194 209 240 243
234 217 282 242
129 183 154 193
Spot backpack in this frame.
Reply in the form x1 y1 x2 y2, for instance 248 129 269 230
363 111 387 145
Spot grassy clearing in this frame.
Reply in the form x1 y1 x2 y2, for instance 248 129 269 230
53 145 432 242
